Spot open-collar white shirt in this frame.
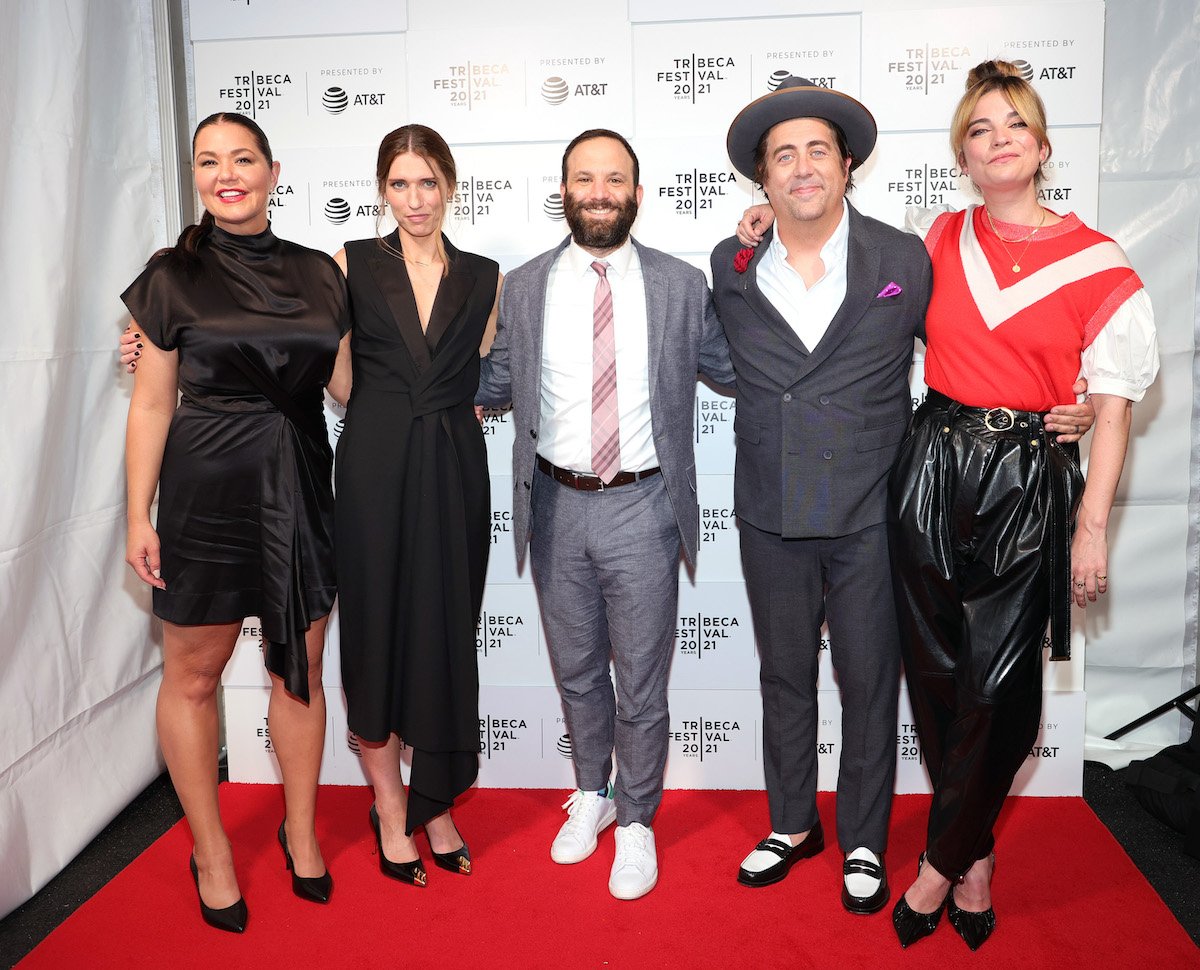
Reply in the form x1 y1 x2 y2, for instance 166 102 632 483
757 198 850 351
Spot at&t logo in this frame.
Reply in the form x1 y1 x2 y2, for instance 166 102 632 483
543 193 565 221
324 198 350 225
321 84 387 114
541 76 569 105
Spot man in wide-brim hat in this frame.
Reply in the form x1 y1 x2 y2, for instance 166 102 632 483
709 77 932 916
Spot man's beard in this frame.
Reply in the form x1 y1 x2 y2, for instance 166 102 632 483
563 192 639 250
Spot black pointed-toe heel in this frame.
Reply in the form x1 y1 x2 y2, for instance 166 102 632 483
947 854 996 950
431 842 472 875
189 856 248 933
892 891 948 948
369 804 427 886
946 894 996 950
892 852 947 948
278 820 333 903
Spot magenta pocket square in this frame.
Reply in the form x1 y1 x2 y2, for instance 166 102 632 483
876 282 903 299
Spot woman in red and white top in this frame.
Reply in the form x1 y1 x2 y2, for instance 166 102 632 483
887 61 1157 950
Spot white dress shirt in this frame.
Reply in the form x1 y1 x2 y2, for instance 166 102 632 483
538 238 658 473
757 199 850 350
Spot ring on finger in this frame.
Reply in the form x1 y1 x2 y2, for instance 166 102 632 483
1074 581 1085 588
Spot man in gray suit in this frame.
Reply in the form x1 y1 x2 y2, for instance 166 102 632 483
710 80 930 914
476 129 735 900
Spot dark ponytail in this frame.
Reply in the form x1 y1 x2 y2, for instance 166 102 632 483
151 112 274 272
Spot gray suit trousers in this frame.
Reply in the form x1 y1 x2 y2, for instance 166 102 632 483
740 519 899 852
530 468 681 827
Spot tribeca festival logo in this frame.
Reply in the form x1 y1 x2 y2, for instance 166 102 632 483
257 717 273 753
658 166 738 220
670 716 744 761
654 52 737 103
898 720 923 765
475 610 526 658
695 395 735 442
700 502 735 546
888 162 962 208
676 611 741 662
887 44 970 94
479 406 510 439
216 69 295 119
452 175 515 225
488 507 512 547
431 57 514 110
479 713 527 759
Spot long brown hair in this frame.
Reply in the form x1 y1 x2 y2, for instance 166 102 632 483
374 124 457 275
950 60 1052 185
155 112 275 270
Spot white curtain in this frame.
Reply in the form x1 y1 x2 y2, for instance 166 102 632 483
1085 0 1200 763
0 0 169 917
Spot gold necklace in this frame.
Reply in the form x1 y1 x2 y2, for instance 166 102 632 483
985 206 1046 273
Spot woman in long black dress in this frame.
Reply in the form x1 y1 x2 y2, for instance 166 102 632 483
124 113 346 931
329 125 499 884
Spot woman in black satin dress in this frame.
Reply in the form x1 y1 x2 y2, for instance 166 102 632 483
328 125 499 885
124 113 346 931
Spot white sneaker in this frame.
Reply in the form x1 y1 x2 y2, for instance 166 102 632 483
550 788 617 864
608 823 658 900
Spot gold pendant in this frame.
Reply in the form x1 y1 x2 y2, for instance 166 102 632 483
1012 264 1021 273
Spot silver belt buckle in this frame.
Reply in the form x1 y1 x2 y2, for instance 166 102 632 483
983 406 1016 432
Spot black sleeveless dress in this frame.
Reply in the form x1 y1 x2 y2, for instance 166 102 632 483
122 226 348 701
336 233 496 831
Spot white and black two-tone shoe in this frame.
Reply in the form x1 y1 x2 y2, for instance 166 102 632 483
842 847 889 914
736 818 825 887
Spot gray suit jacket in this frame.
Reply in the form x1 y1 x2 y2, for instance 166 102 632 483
477 236 735 567
710 204 932 538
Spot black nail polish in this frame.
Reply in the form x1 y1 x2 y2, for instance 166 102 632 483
134 350 141 357
134 333 141 339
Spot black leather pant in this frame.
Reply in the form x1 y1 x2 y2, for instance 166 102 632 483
888 390 1082 880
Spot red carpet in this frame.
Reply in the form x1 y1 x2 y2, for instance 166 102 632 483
19 786 1195 968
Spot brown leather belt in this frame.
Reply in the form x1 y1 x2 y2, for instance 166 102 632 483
536 455 661 491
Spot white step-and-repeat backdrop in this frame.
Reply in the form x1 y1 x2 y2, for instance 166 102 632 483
195 0 1106 796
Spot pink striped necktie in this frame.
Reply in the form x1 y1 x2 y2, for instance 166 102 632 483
590 260 621 484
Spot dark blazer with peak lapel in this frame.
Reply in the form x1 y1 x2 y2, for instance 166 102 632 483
711 204 931 538
477 236 735 567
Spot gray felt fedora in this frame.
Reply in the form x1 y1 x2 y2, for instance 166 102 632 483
726 77 877 180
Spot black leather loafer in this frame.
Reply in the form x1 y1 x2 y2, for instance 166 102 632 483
736 818 825 887
842 851 889 914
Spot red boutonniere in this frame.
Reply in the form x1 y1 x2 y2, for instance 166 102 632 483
733 246 755 274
